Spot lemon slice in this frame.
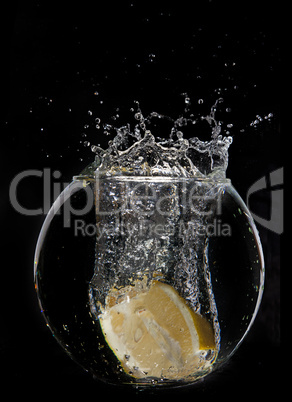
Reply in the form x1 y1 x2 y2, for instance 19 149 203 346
99 280 217 380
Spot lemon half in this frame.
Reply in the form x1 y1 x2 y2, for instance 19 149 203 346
99 280 217 380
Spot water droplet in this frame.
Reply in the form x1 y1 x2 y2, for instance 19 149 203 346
148 53 156 62
250 119 259 126
198 99 204 104
264 112 273 120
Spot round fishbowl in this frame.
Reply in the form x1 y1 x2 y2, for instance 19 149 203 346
34 171 264 387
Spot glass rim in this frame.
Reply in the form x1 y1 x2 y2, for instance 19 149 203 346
73 174 231 184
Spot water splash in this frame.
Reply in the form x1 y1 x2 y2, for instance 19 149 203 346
88 97 227 363
90 97 233 180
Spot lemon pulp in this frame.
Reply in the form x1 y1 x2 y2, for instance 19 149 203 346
99 280 217 380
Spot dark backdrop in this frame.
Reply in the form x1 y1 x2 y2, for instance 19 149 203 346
2 0 281 398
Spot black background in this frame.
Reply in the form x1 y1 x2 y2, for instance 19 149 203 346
2 0 281 398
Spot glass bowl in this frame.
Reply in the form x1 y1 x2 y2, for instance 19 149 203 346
34 174 264 387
